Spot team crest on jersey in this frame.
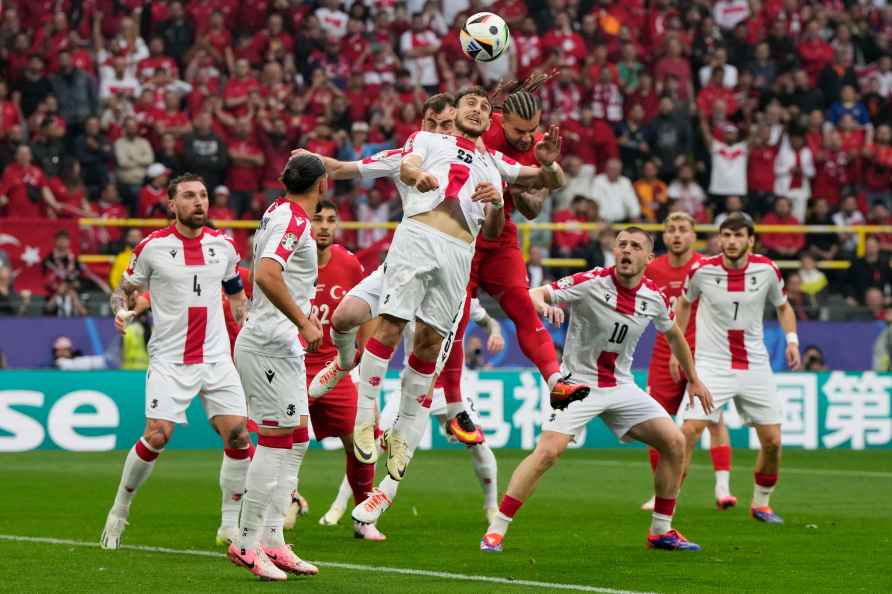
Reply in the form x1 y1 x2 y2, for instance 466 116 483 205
281 232 298 251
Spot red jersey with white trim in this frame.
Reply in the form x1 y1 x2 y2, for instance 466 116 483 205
124 225 241 365
683 254 786 371
400 131 519 237
480 111 544 248
239 198 317 358
548 267 675 388
646 252 702 365
306 244 364 372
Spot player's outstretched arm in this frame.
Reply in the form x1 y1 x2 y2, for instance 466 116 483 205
255 258 322 352
776 301 802 370
664 323 714 414
290 148 362 181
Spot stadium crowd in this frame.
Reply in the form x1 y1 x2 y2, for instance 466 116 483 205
0 0 891 320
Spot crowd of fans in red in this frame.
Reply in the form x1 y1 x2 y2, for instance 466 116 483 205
0 0 891 317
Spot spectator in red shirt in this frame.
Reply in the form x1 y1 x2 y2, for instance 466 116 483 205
48 156 90 219
552 195 600 258
862 124 892 207
223 58 260 117
760 196 805 260
541 12 587 70
511 17 543 81
250 13 294 65
747 124 778 215
812 129 851 206
0 145 58 217
697 66 738 118
137 37 179 83
797 20 833 84
224 119 265 215
208 185 236 223
154 90 193 149
137 163 171 219
654 37 693 98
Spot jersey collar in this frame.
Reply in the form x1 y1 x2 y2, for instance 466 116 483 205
274 196 311 220
609 266 643 296
170 224 205 244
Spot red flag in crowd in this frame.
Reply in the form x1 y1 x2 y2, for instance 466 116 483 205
0 218 80 296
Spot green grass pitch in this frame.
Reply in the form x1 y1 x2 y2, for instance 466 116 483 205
3 448 891 593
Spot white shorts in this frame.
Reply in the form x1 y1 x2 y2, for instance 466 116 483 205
682 365 781 426
542 382 670 443
428 386 480 424
234 342 309 429
145 359 246 425
379 219 473 336
346 265 383 319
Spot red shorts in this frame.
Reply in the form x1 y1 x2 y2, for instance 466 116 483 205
470 242 529 298
646 360 686 416
307 375 357 441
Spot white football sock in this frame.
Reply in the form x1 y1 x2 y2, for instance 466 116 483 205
238 444 287 551
378 475 400 501
219 449 250 528
650 513 673 535
470 443 498 509
332 327 359 370
753 483 775 508
715 470 731 500
546 372 561 390
446 401 464 419
111 438 161 517
487 512 512 536
332 475 353 511
356 346 392 425
392 359 434 445
263 439 308 548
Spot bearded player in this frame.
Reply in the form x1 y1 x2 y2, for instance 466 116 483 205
100 174 251 550
438 90 587 433
642 212 736 511
306 199 385 541
481 228 713 553
676 213 801 524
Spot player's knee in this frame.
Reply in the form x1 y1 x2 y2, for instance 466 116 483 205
331 302 360 332
662 429 686 458
226 426 249 449
681 422 703 443
760 432 782 455
535 443 563 468
144 427 170 450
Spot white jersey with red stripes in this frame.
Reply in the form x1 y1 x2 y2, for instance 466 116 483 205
357 141 521 213
400 131 519 237
239 197 317 358
683 254 786 371
124 225 241 365
548 267 676 388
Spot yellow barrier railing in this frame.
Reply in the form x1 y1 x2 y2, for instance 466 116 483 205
76 218 891 270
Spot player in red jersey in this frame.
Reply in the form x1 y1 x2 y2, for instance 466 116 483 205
305 200 384 540
642 212 736 511
439 90 589 424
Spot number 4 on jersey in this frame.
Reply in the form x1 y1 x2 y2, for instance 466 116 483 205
193 274 201 296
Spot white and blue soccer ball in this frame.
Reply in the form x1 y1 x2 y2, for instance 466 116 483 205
460 12 510 63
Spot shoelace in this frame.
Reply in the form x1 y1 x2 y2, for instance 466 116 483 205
320 360 343 382
363 490 391 511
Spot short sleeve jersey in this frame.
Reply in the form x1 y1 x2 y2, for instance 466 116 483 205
548 267 675 388
239 198 317 358
400 131 519 237
683 254 786 371
306 244 364 371
124 225 241 364
646 252 703 365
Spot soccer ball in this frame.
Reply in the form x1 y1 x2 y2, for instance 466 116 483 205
460 12 510 63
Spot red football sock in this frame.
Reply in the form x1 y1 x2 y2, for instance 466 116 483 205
755 472 778 488
654 497 676 517
710 445 732 472
442 290 471 405
498 287 560 379
346 451 375 505
648 447 660 473
498 494 523 518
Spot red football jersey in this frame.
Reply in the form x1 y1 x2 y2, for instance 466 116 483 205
646 252 702 366
480 111 544 248
306 244 364 372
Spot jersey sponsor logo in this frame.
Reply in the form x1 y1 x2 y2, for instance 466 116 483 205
281 232 297 251
265 368 276 383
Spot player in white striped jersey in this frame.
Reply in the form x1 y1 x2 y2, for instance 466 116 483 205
226 155 326 581
676 213 801 524
100 174 251 551
481 228 714 553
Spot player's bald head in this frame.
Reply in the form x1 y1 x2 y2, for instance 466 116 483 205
281 154 327 195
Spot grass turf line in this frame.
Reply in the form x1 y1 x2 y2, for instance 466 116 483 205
2 449 891 593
